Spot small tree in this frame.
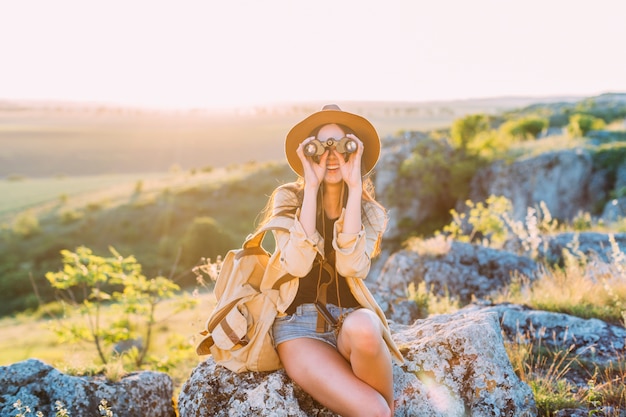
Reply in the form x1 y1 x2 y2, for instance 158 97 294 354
500 116 549 140
45 246 195 367
567 114 606 137
450 113 491 151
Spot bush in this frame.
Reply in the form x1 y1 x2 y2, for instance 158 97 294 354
12 212 40 238
450 113 491 151
180 216 234 270
567 113 606 137
500 116 549 140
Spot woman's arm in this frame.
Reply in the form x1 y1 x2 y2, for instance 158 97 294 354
271 187 322 278
333 202 387 279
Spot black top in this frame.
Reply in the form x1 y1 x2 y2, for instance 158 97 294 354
285 213 360 314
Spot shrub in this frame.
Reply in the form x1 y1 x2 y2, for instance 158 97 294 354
500 116 549 140
12 212 40 238
450 113 491 151
180 216 234 270
567 113 606 137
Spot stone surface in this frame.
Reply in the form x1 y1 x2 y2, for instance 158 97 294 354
373 236 540 323
375 133 453 241
538 232 626 265
178 310 537 417
462 303 626 364
0 359 175 417
469 149 594 221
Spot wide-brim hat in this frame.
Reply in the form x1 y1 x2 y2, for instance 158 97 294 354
285 104 381 177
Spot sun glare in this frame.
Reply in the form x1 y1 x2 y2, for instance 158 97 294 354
1 0 625 109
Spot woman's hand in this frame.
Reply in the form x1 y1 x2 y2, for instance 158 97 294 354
334 133 363 190
296 136 327 190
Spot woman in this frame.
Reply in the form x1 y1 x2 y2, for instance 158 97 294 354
258 105 404 417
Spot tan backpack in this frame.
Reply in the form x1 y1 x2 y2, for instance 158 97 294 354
196 216 295 373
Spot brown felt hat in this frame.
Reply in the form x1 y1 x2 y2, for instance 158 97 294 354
285 104 381 177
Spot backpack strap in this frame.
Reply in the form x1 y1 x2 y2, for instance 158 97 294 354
237 215 299 289
242 215 294 251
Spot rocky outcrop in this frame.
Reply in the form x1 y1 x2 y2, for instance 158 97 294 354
373 236 540 324
462 303 626 365
375 133 453 241
538 232 626 265
601 161 626 222
178 310 536 417
0 359 175 417
469 149 595 221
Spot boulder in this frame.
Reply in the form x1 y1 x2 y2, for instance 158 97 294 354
373 236 540 324
0 359 175 417
469 149 594 221
538 232 626 265
602 197 626 223
462 303 626 365
178 310 537 417
375 133 452 241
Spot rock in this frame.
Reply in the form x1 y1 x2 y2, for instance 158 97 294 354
375 133 453 241
0 359 175 417
178 310 537 417
462 303 626 365
602 197 626 223
391 310 537 416
178 359 334 417
469 149 594 221
538 232 626 265
373 236 540 324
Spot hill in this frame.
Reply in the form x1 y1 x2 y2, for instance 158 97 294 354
0 97 581 178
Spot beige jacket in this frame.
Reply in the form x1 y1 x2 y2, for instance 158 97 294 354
260 186 404 364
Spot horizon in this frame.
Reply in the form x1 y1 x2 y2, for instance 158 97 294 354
1 91 621 113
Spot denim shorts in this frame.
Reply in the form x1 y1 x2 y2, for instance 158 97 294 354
272 303 359 349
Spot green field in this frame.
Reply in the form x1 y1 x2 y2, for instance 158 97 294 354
0 173 166 220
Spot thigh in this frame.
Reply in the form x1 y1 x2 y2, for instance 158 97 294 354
277 337 387 416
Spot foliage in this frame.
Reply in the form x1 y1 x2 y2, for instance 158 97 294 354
450 113 492 151
12 212 40 238
395 127 506 237
180 216 234 269
441 196 559 258
443 195 513 247
499 116 549 140
0 162 295 316
406 281 459 318
567 113 606 137
591 142 626 175
44 246 198 367
504 93 626 128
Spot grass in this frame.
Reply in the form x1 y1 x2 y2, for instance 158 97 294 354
0 173 168 220
0 290 216 394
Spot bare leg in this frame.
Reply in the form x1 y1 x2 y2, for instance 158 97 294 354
277 337 391 417
336 309 395 413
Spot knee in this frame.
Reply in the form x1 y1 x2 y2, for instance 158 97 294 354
365 399 392 417
341 310 385 355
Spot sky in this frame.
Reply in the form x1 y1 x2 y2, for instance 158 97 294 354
1 0 625 109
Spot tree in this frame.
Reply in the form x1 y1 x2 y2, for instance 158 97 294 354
500 116 549 140
45 246 196 367
567 114 606 137
450 114 491 151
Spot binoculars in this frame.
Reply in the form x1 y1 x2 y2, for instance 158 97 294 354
303 137 358 158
